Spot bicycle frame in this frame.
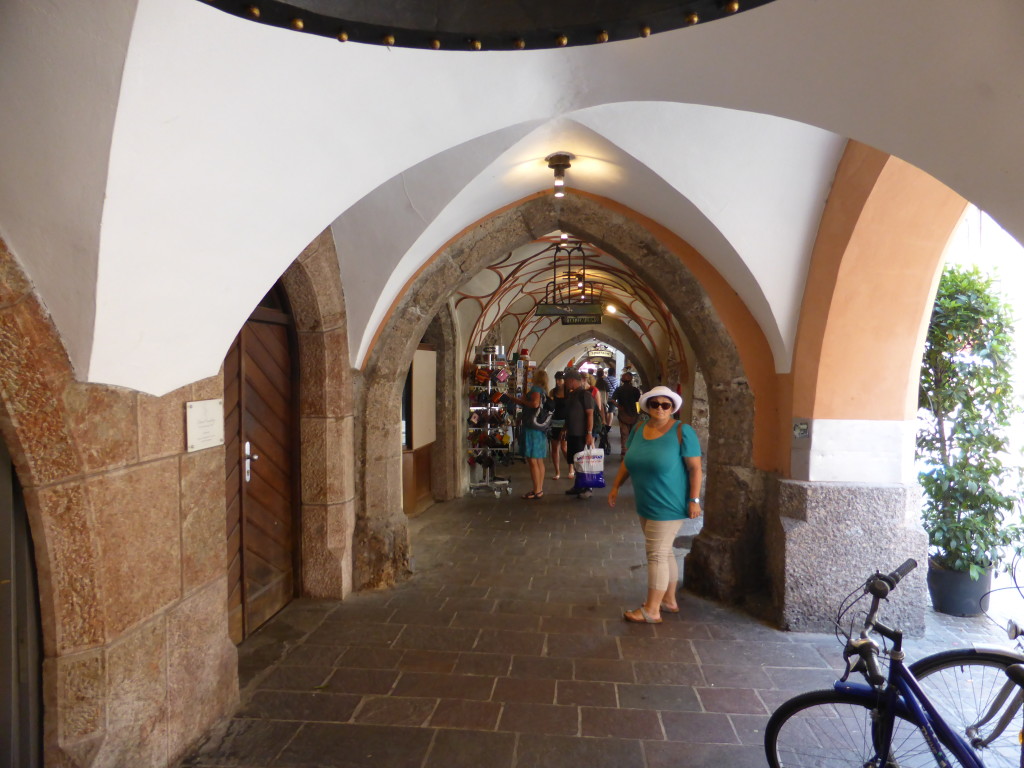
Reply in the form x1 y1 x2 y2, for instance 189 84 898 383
834 655 987 768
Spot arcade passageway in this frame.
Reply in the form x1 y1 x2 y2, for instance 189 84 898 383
183 453 1010 768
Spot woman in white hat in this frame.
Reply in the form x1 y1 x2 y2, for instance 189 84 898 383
607 385 702 624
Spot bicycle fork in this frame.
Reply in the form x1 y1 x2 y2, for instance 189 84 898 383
962 681 1023 749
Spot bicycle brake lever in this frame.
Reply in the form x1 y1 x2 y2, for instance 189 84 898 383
839 656 853 683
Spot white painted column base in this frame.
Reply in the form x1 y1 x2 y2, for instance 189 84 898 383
790 418 917 484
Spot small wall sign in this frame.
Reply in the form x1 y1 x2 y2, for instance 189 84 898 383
186 399 225 452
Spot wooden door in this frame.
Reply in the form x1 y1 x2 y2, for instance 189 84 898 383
0 446 42 768
225 294 297 644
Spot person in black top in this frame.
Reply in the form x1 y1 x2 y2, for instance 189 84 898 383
611 371 642 454
563 370 596 498
548 371 569 479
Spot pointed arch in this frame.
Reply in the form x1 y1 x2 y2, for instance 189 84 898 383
355 192 776 603
535 329 655 388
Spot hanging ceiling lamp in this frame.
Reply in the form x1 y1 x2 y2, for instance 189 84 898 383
546 152 574 199
535 240 602 325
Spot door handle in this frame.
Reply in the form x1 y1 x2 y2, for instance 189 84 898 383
244 440 259 483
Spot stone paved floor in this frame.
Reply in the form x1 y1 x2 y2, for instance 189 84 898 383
183 449 1018 768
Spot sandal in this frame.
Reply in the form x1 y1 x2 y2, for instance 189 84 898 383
660 603 680 614
623 607 662 624
521 491 544 500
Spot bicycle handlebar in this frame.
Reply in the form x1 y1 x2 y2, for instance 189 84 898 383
844 559 918 687
867 558 918 599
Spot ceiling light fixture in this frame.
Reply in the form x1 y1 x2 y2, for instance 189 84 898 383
546 152 574 199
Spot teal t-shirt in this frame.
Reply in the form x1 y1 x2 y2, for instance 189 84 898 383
624 421 701 521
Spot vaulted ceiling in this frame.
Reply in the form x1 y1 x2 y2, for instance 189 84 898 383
1 0 1022 394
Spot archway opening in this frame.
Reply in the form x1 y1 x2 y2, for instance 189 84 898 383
355 193 765 606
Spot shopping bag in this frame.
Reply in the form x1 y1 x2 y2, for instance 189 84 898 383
573 447 605 488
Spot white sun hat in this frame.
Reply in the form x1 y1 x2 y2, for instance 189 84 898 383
638 386 683 414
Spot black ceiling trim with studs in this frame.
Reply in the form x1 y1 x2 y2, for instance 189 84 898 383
198 0 777 51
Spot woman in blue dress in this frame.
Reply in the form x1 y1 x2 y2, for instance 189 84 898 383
607 386 703 623
517 370 549 499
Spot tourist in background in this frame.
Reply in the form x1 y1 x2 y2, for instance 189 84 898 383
605 367 619 397
611 372 641 454
547 371 568 480
562 370 596 499
514 370 549 499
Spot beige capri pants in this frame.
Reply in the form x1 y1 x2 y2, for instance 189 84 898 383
640 517 684 592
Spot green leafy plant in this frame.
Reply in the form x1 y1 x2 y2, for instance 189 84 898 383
918 265 1022 580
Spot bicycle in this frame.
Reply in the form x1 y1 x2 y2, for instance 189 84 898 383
764 559 1024 767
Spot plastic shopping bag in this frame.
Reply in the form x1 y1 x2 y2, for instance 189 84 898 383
573 447 606 489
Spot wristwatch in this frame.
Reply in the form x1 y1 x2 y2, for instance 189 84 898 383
689 498 700 504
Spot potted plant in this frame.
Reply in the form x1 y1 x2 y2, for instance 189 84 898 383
917 265 1022 616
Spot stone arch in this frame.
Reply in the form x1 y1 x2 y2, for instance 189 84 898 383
536 329 656 388
766 143 967 631
355 192 763 602
278 228 356 598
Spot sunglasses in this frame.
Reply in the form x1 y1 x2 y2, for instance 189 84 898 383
648 400 673 410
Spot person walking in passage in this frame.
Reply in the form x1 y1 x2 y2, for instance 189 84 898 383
562 370 596 499
516 369 549 499
547 371 568 479
610 372 641 454
607 386 702 623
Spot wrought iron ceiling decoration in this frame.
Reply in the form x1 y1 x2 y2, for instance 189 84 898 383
535 240 602 326
198 0 776 51
454 234 687 374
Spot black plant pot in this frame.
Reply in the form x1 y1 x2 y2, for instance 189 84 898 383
927 562 992 616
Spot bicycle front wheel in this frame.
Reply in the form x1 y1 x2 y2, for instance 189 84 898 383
765 688 969 768
911 648 1024 768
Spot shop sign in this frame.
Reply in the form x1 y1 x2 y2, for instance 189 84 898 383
536 303 602 317
561 315 602 325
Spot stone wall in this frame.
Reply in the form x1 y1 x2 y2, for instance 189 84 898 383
0 234 238 767
0 227 362 767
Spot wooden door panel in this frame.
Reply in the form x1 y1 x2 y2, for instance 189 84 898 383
224 335 244 645
247 493 290 540
243 420 290 481
245 338 290 404
242 518 293 572
245 331 290 395
243 387 289 442
248 322 290 376
224 310 296 644
244 488 293 545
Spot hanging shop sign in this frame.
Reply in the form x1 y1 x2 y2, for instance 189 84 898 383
536 303 603 317
561 315 603 325
587 349 614 358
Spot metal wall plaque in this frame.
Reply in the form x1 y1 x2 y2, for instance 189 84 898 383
186 399 225 452
561 315 602 325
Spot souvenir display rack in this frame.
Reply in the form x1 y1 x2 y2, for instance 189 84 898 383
467 346 513 497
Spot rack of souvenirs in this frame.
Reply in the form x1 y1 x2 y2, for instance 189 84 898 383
466 346 513 497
